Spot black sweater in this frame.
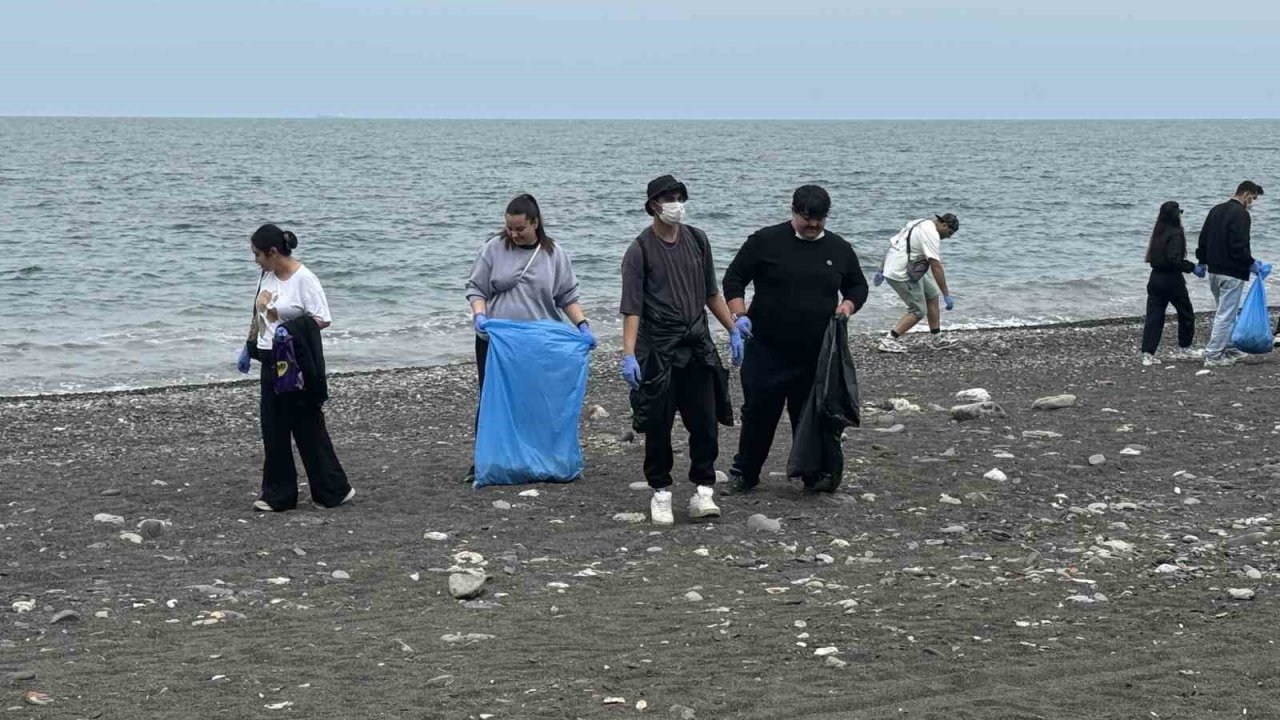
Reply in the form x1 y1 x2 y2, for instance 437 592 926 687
723 222 868 357
1148 227 1195 274
1195 199 1253 281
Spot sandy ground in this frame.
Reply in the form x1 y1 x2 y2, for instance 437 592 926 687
3 316 1280 719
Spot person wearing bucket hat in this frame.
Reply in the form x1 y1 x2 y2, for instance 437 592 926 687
874 212 961 353
620 174 740 525
721 184 869 495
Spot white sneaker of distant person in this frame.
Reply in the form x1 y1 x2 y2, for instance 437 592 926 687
930 333 960 350
651 490 674 526
1142 352 1159 366
1204 353 1239 368
1166 346 1201 361
688 485 720 519
875 334 909 354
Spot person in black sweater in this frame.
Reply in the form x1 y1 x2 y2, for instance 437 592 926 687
1140 201 1202 365
722 185 868 493
1196 180 1264 366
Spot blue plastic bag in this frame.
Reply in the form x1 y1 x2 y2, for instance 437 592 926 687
475 319 591 488
1232 265 1273 354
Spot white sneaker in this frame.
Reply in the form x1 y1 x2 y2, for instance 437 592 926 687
252 500 274 512
688 485 721 519
650 490 674 526
338 488 355 506
875 335 908 354
930 334 960 350
1204 354 1239 367
1141 353 1158 366
1167 347 1201 361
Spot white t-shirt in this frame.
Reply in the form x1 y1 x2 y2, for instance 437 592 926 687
881 219 942 282
254 265 332 350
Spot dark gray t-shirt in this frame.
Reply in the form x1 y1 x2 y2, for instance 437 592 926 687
620 225 719 322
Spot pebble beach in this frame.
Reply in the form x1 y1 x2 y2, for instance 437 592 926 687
3 314 1280 718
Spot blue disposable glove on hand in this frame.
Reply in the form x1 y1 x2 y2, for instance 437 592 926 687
577 321 597 350
873 270 885 287
274 326 290 341
1252 260 1272 277
943 294 955 311
622 354 642 390
734 315 753 339
729 328 744 368
236 346 251 374
1192 264 1207 278
473 312 489 335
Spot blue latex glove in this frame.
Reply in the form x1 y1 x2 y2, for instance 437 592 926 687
236 346 251 374
734 315 753 339
729 328 744 368
622 354 642 391
1192 264 1207 278
873 270 885 287
1251 260 1264 276
473 312 489 335
943 294 955 311
577 321 597 350
274 326 290 341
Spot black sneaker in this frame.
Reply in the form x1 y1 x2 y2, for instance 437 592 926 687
726 469 758 494
809 472 841 494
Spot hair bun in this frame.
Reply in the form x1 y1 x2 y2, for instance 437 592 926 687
284 230 299 250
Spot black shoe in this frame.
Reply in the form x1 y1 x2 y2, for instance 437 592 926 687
462 466 476 484
726 469 758 494
809 472 841 494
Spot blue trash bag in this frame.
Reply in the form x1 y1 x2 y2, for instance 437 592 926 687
1232 265 1273 354
475 319 591 488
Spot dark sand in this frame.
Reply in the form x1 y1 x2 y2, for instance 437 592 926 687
3 316 1280 719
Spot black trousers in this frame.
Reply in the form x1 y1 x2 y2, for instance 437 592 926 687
1142 271 1195 354
732 339 819 484
644 362 719 489
259 360 350 510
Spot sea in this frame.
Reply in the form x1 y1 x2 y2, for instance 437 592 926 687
1 118 1277 395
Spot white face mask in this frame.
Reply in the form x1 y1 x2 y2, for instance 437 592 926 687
658 201 686 225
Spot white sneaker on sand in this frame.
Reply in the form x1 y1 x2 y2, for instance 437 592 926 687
1141 353 1158 366
688 485 721 519
252 500 273 512
1167 347 1201 361
1204 354 1239 368
651 490 674 526
930 334 960 350
339 488 356 506
875 335 908 354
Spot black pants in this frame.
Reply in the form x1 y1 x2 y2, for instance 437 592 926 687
466 336 490 476
260 360 350 510
1142 271 1195 354
732 339 818 484
644 362 719 489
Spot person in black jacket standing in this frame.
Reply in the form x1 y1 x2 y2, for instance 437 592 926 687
722 185 868 494
1141 201 1203 366
1197 181 1265 367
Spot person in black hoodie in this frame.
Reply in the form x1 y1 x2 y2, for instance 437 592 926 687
1196 181 1265 367
1141 201 1203 365
722 185 868 494
240 224 354 512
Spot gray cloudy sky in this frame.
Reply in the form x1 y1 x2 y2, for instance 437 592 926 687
2 0 1276 118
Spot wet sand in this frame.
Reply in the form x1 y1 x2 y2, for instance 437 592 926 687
3 315 1280 719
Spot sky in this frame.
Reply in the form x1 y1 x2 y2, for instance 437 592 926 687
1 0 1276 119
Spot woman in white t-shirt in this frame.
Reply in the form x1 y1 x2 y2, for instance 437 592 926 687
242 223 354 513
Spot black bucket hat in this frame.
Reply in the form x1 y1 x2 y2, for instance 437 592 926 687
936 213 960 233
645 175 689 215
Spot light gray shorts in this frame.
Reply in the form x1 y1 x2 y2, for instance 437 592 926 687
886 274 940 317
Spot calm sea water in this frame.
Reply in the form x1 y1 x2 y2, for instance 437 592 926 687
1 118 1277 395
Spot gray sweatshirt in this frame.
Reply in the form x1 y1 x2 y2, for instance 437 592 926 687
465 236 581 321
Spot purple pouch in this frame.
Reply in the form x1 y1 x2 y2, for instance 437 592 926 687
271 333 305 394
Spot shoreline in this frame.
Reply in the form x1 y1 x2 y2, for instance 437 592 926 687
0 308 1238 402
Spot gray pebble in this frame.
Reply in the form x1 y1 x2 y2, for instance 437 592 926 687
448 572 487 600
1031 394 1077 410
492 500 512 511
746 514 781 533
50 609 80 624
1088 454 1106 466
138 519 165 539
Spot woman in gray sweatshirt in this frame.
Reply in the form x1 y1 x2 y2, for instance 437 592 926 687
462 193 595 482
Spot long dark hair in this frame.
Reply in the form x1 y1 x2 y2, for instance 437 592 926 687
504 194 555 253
251 223 298 257
1145 201 1183 264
